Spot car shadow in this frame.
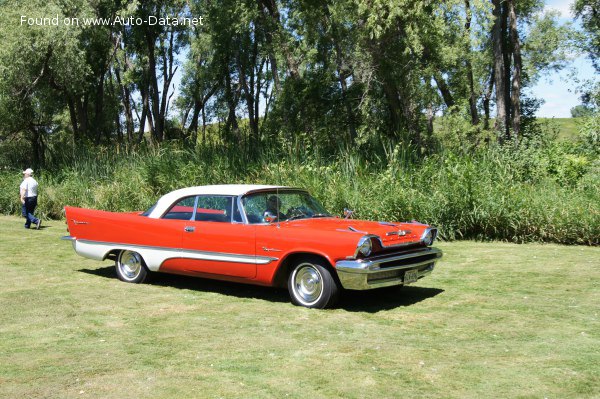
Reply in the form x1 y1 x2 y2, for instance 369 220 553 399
338 286 445 313
78 265 290 304
78 266 444 312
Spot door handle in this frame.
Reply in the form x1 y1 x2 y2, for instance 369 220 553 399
184 226 195 233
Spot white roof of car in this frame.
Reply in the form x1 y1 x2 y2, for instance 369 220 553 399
147 184 291 218
168 184 288 197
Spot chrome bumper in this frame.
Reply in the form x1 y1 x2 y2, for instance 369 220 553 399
335 247 443 290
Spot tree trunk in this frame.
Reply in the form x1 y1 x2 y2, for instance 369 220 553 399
188 101 201 139
93 68 106 145
483 67 495 130
254 58 265 145
75 97 89 140
491 0 508 140
508 0 522 143
187 85 217 145
433 72 455 109
67 97 80 143
259 0 299 79
138 83 151 143
464 0 479 125
223 58 240 141
201 105 207 144
158 29 178 140
29 124 45 167
146 30 163 142
502 2 512 140
237 41 258 147
323 3 357 145
426 104 435 135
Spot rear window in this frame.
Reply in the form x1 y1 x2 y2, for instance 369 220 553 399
163 197 196 220
194 196 232 222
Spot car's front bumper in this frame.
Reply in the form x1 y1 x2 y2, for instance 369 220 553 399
335 247 443 290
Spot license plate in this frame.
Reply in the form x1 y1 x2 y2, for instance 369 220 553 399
404 269 418 284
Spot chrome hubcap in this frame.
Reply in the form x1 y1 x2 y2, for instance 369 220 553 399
293 264 323 305
118 251 142 280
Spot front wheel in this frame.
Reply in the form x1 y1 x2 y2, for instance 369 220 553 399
288 257 340 309
116 250 148 283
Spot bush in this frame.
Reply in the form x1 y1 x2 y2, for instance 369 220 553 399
0 139 597 245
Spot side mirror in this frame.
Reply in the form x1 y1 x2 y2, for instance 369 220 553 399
263 211 278 223
343 208 354 219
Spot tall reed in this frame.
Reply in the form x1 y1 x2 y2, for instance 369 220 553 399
0 141 597 245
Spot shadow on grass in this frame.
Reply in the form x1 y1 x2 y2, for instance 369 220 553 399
338 286 444 312
79 265 289 304
79 266 444 312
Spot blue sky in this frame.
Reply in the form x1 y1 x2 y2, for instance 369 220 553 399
531 0 597 117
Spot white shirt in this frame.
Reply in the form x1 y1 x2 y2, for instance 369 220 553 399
20 176 38 198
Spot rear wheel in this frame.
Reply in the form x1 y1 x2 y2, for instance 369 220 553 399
288 257 340 309
116 250 148 283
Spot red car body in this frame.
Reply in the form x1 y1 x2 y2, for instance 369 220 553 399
64 185 442 308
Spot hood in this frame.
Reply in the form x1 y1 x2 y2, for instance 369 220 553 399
280 217 429 247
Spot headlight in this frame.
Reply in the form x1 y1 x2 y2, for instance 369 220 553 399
356 236 372 257
420 228 437 246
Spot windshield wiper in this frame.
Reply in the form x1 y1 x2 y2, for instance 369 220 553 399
287 214 308 221
287 213 330 221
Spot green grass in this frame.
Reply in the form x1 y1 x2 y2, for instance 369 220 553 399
1 216 599 398
538 117 580 140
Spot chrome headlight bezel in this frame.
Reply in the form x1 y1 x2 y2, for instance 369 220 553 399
355 236 373 258
420 228 438 246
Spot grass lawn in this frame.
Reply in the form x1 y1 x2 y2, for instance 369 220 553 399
0 216 598 398
538 117 580 141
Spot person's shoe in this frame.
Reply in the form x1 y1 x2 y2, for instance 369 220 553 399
36 219 42 230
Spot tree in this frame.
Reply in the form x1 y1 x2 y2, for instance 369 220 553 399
0 0 93 162
574 0 600 72
571 104 595 117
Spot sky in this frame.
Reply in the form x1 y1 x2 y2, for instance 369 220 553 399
531 0 597 117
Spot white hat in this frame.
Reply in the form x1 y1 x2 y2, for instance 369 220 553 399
23 168 33 175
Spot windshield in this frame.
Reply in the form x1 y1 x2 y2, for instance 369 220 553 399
242 190 330 224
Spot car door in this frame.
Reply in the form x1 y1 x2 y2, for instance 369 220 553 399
179 195 257 278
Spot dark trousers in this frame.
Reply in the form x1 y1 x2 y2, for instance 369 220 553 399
22 196 39 228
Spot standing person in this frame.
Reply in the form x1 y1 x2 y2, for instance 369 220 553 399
20 168 41 229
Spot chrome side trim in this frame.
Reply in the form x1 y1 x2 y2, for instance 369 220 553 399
61 235 76 241
72 239 278 271
335 247 443 290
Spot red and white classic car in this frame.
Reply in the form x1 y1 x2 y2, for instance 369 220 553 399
63 185 442 308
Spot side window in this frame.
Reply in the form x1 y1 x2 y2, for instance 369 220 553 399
242 194 267 224
163 196 196 220
195 196 232 223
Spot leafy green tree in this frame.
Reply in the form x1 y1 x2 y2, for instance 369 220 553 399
0 0 92 163
571 104 595 117
574 0 600 72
